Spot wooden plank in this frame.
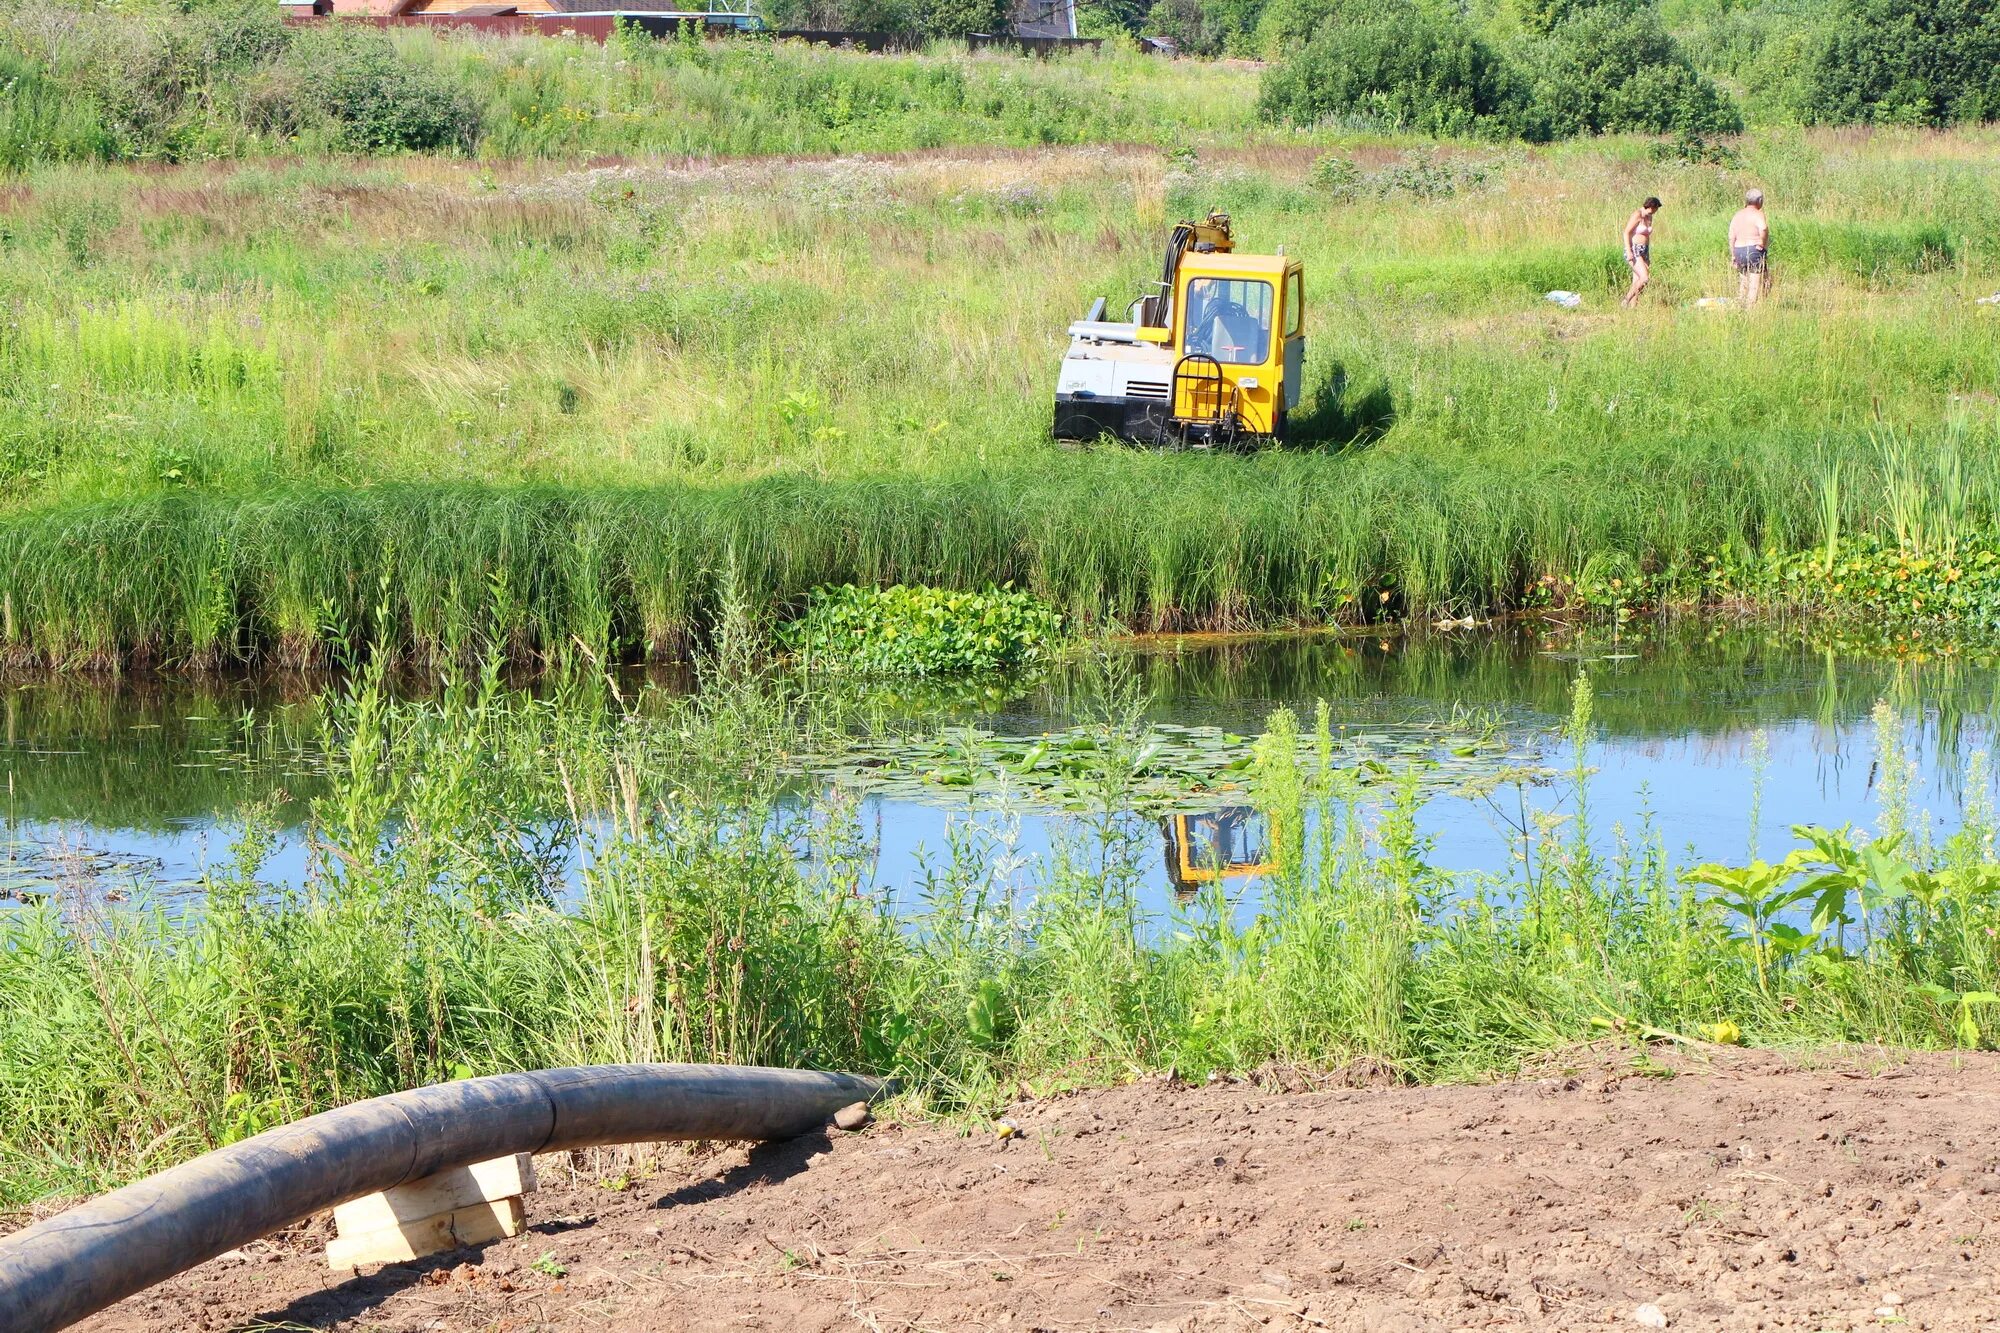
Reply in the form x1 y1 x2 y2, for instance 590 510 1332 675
332 1153 536 1235
325 1197 526 1271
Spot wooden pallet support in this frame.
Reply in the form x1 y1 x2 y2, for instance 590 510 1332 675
326 1153 536 1271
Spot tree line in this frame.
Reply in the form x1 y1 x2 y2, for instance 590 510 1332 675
1218 0 2000 137
0 0 1993 168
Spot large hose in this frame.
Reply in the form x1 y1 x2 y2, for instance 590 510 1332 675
0 1063 882 1333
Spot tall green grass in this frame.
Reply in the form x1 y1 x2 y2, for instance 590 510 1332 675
10 431 2000 667
430 32 1265 158
3 659 1998 1204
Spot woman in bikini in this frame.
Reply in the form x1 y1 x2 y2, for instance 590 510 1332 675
1622 196 1661 308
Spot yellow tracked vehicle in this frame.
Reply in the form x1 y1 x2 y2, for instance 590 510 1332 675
1054 213 1303 450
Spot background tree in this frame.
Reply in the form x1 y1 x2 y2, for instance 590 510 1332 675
1256 0 1531 136
1799 0 2000 125
1518 0 1742 136
257 24 480 153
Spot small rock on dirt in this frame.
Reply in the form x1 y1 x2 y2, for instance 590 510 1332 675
1634 1303 1668 1328
833 1101 871 1132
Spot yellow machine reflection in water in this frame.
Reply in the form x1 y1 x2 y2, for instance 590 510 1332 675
1162 807 1275 896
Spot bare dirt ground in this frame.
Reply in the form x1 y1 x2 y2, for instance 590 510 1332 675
68 1047 2000 1332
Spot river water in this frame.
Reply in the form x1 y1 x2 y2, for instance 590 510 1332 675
4 623 1996 913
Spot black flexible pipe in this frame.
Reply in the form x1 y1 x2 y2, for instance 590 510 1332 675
0 1063 882 1333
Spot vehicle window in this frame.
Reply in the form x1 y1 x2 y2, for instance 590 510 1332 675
1186 808 1269 871
1284 271 1303 337
1182 278 1273 366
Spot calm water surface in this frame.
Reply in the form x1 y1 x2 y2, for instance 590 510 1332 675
5 624 1997 913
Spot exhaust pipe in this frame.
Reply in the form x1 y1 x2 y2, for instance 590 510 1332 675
0 1063 883 1332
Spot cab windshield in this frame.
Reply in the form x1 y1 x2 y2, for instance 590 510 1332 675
1182 278 1273 366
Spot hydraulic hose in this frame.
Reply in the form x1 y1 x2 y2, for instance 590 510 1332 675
0 1063 882 1333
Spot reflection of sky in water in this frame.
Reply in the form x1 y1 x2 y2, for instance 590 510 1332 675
4 629 1997 914
1437 713 1982 872
831 713 1991 919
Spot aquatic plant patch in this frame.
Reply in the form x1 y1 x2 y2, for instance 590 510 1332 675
1709 534 2000 636
796 713 1536 815
781 584 1063 678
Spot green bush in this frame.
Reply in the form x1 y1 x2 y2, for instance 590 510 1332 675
1258 0 1736 140
1306 151 1362 196
1798 0 2000 127
1143 0 1269 56
0 0 286 163
1676 0 1820 121
1519 2 1742 137
782 584 1064 677
0 52 115 170
0 2 483 162
263 26 480 153
758 0 1008 34
1256 0 1529 137
923 0 1011 34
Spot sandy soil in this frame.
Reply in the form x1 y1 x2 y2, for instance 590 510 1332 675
65 1047 2000 1332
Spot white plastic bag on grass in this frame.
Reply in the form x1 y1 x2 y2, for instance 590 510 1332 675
1545 291 1582 309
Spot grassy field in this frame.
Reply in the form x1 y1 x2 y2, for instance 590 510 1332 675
1 39 1997 666
5 653 1999 1205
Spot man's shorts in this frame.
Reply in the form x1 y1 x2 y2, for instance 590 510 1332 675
1732 244 1767 273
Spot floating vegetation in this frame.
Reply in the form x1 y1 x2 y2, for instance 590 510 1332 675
0 838 175 903
782 584 1064 678
798 714 1539 815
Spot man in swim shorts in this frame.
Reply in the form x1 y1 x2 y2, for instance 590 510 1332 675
1729 189 1769 308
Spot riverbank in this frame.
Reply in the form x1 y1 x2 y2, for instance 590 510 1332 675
60 1046 2000 1332
6 657 2000 1210
2 132 1995 668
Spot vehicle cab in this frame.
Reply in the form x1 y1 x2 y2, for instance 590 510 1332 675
1163 251 1304 443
